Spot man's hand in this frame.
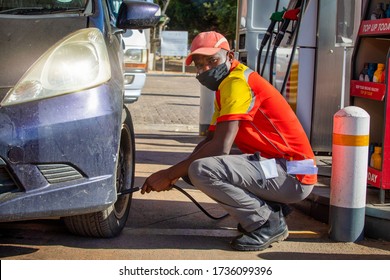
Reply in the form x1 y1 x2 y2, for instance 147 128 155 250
141 121 239 195
141 169 178 194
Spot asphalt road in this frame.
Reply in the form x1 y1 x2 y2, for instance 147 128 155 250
1 74 390 263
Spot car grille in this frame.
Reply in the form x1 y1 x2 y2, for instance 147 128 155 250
37 164 84 184
0 166 18 194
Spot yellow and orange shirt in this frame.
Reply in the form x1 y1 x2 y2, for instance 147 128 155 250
209 60 317 185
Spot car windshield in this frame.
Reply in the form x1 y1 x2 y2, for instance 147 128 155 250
0 0 88 15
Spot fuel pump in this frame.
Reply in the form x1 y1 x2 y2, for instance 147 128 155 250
269 4 301 85
279 2 306 94
257 8 285 75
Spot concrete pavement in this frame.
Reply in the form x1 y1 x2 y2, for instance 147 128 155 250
0 72 389 261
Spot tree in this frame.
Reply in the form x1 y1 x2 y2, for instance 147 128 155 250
155 0 237 42
202 0 237 41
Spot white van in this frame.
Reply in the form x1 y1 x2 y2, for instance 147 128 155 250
122 29 148 103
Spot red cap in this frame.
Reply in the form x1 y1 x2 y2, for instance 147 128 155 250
185 31 230 66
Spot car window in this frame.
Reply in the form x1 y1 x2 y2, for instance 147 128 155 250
0 0 88 14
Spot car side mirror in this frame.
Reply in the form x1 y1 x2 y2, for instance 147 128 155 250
116 0 161 29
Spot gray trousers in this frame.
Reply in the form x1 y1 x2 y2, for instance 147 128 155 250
188 154 314 232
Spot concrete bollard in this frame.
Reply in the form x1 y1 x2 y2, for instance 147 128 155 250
329 106 370 242
199 85 214 136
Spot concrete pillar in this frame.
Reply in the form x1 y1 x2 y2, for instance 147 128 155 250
329 106 370 242
199 85 214 136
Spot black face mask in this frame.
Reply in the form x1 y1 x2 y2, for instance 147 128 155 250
196 62 230 91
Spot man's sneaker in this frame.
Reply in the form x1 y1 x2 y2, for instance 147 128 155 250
231 210 289 251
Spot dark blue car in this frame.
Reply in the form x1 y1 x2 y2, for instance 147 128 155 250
0 0 159 237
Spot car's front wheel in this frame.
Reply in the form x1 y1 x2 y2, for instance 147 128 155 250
63 107 135 237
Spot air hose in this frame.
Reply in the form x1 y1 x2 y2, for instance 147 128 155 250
171 184 229 220
118 185 229 220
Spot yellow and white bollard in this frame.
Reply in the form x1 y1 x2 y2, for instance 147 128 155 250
329 106 370 242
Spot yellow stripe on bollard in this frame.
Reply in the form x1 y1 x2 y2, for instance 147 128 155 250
332 133 369 146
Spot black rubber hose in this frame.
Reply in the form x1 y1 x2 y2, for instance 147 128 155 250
119 185 229 220
172 185 229 220
280 0 306 94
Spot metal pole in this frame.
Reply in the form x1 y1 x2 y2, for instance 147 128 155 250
340 47 353 109
340 47 347 109
329 106 370 242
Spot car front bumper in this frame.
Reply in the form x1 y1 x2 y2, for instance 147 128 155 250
0 85 122 221
124 71 146 103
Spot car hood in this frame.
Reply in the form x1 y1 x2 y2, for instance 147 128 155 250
0 16 88 89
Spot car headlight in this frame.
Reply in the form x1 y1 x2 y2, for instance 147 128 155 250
124 49 143 63
1 28 111 106
123 48 147 70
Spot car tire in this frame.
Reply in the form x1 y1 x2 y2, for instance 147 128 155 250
63 107 135 238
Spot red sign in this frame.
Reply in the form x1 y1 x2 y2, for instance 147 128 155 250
359 19 390 35
367 167 381 188
350 80 386 101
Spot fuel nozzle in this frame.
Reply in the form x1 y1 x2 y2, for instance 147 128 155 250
258 8 286 74
260 8 286 48
283 8 300 20
273 8 300 47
